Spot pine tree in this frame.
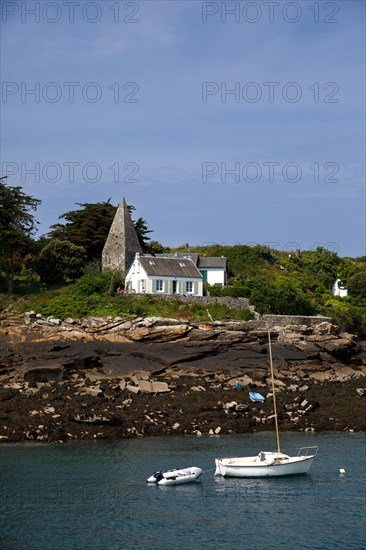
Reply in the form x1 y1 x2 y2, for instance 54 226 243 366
0 177 41 292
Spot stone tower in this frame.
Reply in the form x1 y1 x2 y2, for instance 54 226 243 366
102 197 143 272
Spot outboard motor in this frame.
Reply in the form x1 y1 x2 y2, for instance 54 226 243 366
153 471 164 483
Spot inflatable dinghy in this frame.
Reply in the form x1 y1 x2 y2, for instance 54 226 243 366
147 466 203 486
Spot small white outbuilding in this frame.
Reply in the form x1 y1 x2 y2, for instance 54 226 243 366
332 279 348 297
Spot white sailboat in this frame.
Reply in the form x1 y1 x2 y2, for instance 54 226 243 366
214 329 318 478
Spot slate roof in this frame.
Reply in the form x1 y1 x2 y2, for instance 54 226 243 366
139 256 202 278
155 253 199 265
198 257 227 269
156 253 227 270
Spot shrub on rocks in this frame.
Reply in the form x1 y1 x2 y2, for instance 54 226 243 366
73 274 110 297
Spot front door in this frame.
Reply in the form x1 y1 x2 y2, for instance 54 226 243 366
172 280 177 294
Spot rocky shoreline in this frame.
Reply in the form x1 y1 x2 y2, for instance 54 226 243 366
0 313 365 442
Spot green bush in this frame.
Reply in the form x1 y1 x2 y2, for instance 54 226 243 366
205 284 222 297
221 286 248 298
83 260 102 277
323 296 366 335
347 270 366 298
101 269 125 295
72 274 107 297
36 239 87 284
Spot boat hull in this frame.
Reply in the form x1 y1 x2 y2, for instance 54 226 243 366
215 455 315 478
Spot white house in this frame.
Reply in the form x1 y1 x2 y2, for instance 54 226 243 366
125 253 204 296
156 253 227 287
197 256 227 286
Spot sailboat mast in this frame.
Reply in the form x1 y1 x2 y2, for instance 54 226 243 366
268 328 281 454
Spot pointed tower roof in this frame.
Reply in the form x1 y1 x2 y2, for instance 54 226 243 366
102 197 142 272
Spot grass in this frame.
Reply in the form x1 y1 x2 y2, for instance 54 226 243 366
0 286 253 323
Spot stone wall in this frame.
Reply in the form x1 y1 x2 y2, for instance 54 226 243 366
262 314 332 328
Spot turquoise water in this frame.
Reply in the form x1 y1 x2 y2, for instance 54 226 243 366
1 433 365 550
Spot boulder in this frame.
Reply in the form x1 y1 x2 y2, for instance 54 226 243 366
101 356 157 377
319 352 338 363
47 317 61 326
64 318 79 325
223 401 237 411
73 414 112 424
235 404 250 412
5 382 23 390
111 320 133 331
148 325 191 340
309 371 333 382
320 338 355 358
266 377 285 388
138 380 170 394
24 311 36 319
307 334 336 343
294 341 320 359
131 371 150 384
313 322 334 335
126 324 190 342
137 317 188 328
23 363 64 383
283 324 310 334
228 375 253 387
82 386 102 396
332 365 360 382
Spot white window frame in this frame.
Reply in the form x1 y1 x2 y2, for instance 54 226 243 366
156 279 164 292
186 281 193 293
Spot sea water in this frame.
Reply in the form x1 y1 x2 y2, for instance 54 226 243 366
1 432 365 550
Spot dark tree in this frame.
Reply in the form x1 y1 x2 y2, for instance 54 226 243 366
128 205 153 251
0 177 41 292
48 200 153 259
48 201 117 261
148 240 171 254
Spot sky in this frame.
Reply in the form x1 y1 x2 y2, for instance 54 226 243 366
1 0 365 257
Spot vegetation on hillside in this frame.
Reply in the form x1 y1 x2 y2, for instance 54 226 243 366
191 244 366 334
1 180 365 332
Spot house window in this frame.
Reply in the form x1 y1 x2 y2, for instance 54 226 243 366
186 281 193 293
156 280 163 292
